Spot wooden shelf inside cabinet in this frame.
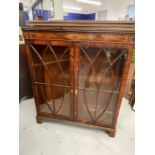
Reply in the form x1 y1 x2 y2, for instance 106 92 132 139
22 20 134 137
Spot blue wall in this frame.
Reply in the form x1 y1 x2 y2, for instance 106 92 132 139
42 10 52 20
23 11 29 21
32 9 52 20
23 11 96 22
64 13 96 20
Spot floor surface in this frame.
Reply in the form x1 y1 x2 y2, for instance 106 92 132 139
20 98 135 155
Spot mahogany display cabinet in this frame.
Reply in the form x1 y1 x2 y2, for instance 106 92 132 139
22 21 134 137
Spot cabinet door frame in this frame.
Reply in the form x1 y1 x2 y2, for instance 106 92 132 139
74 41 134 128
26 39 75 121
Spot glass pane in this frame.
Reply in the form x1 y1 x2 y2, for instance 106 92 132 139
30 45 71 118
77 47 127 125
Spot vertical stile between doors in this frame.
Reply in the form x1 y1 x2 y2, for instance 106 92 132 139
73 42 80 121
69 43 75 120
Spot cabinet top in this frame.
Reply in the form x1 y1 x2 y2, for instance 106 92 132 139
22 20 134 34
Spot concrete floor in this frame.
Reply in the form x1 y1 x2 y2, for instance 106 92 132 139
19 98 135 155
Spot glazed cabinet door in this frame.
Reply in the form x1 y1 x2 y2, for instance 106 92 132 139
27 41 74 120
75 43 128 126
